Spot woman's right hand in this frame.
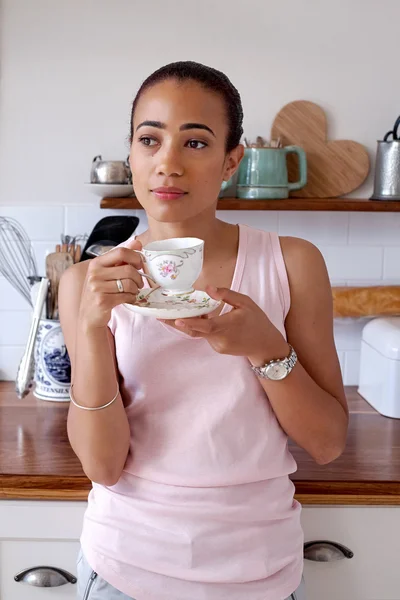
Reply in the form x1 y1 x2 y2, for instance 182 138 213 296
79 239 145 330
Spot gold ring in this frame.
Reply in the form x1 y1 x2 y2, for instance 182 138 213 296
116 279 124 293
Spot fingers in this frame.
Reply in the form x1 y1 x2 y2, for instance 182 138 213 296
93 290 138 314
175 316 218 334
90 278 142 296
101 264 145 289
174 308 240 335
94 243 143 269
86 263 145 294
205 285 249 308
113 292 138 306
124 238 143 251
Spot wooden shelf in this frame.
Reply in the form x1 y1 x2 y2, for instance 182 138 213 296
100 196 400 212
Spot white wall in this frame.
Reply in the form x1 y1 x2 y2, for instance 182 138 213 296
1 0 400 382
1 0 400 204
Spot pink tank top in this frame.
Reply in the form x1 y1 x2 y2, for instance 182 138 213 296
81 224 304 600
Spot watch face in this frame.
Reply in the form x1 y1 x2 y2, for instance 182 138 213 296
265 361 289 381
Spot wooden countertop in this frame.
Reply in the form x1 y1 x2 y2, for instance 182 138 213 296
1 382 399 504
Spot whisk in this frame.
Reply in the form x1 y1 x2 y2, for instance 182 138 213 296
0 217 39 307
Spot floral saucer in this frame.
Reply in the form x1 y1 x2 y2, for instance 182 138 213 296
124 287 221 319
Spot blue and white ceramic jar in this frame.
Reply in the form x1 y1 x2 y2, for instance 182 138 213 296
34 319 71 401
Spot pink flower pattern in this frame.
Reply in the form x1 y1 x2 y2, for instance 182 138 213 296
158 260 179 280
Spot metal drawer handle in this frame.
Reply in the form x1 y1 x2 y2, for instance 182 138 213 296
304 540 354 562
14 566 77 587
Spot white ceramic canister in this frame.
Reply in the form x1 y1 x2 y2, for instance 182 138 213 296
34 318 71 401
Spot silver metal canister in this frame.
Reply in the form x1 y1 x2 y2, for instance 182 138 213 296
371 115 400 201
371 140 400 200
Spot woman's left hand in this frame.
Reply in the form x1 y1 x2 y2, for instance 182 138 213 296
161 285 289 366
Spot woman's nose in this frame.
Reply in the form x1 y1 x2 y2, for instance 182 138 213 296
156 146 184 177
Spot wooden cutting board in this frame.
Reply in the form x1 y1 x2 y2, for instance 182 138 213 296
271 100 370 198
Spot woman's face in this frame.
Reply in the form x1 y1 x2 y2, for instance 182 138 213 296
129 79 243 223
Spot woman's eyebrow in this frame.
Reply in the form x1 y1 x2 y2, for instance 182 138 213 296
136 120 215 137
180 123 215 137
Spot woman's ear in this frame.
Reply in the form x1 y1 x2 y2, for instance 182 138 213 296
223 144 245 180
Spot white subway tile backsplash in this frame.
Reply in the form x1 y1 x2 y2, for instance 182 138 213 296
0 346 24 380
31 241 61 276
278 211 348 244
0 206 64 241
0 311 31 345
218 210 279 230
349 213 400 245
345 279 400 287
379 278 400 285
0 277 32 311
343 351 361 386
383 248 400 279
337 351 345 377
334 318 370 351
319 246 383 280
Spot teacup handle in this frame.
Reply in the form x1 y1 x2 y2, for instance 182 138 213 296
134 250 147 262
132 250 155 282
138 271 156 283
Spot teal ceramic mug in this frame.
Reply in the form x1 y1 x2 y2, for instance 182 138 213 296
237 146 307 199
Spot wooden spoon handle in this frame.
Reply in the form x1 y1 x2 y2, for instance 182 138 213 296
74 244 82 263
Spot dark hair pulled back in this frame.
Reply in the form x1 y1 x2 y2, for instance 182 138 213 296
129 61 243 153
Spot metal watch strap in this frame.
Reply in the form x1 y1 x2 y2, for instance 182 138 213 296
251 344 297 378
285 344 297 369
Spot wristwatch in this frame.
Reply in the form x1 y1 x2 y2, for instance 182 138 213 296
251 344 297 381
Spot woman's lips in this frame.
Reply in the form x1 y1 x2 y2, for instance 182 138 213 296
152 187 187 201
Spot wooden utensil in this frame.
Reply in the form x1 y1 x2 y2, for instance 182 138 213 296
45 252 74 319
271 100 370 198
67 243 75 261
332 285 400 318
74 244 81 263
256 136 266 148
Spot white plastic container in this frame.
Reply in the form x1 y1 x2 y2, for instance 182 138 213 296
358 317 400 419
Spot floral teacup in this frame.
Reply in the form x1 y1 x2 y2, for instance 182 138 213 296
136 237 204 296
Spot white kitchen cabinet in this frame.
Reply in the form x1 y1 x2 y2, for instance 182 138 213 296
301 506 400 600
1 501 399 600
0 500 86 600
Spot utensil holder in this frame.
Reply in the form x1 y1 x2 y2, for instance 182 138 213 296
33 319 71 402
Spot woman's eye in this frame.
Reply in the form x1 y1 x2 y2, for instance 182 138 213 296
138 137 207 149
139 137 157 147
186 140 207 149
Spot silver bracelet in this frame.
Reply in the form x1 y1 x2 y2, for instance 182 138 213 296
69 383 119 411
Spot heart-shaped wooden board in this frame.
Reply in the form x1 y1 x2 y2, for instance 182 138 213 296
270 100 370 198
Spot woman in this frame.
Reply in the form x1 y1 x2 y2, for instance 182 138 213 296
59 61 348 600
